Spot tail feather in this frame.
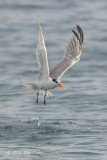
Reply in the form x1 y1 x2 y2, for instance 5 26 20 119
19 80 39 92
19 80 53 97
46 90 53 97
38 89 53 97
22 82 38 91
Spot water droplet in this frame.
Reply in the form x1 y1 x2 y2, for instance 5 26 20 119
37 121 40 128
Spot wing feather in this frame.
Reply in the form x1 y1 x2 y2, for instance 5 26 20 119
49 25 84 79
36 21 49 80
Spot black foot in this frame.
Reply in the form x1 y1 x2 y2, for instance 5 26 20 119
36 99 38 104
36 92 39 104
44 93 46 105
44 100 46 105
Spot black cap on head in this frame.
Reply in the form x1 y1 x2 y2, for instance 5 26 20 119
52 79 58 83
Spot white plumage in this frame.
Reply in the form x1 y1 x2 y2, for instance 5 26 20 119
20 20 84 105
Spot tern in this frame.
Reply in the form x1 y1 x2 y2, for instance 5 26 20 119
21 21 84 105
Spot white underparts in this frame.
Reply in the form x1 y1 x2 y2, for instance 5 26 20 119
20 80 53 97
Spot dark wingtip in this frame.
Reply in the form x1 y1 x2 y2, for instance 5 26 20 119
72 24 84 51
72 29 79 40
72 29 75 34
76 24 81 30
76 24 84 46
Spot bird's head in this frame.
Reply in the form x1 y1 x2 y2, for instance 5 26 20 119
52 79 66 90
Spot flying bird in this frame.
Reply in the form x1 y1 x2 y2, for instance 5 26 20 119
21 21 84 105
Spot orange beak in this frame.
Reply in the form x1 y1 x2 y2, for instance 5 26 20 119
57 83 66 90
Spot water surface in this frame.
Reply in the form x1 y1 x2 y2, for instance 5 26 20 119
0 0 107 159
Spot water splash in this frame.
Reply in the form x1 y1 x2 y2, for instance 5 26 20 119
28 116 40 128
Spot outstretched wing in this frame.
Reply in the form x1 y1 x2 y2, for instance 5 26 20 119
49 25 84 80
36 21 49 80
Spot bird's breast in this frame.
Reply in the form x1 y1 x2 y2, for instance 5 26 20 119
39 79 57 90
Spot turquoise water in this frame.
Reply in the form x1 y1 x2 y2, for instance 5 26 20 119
0 0 107 159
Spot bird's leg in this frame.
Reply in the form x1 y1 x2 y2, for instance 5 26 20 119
44 93 46 105
36 92 39 103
